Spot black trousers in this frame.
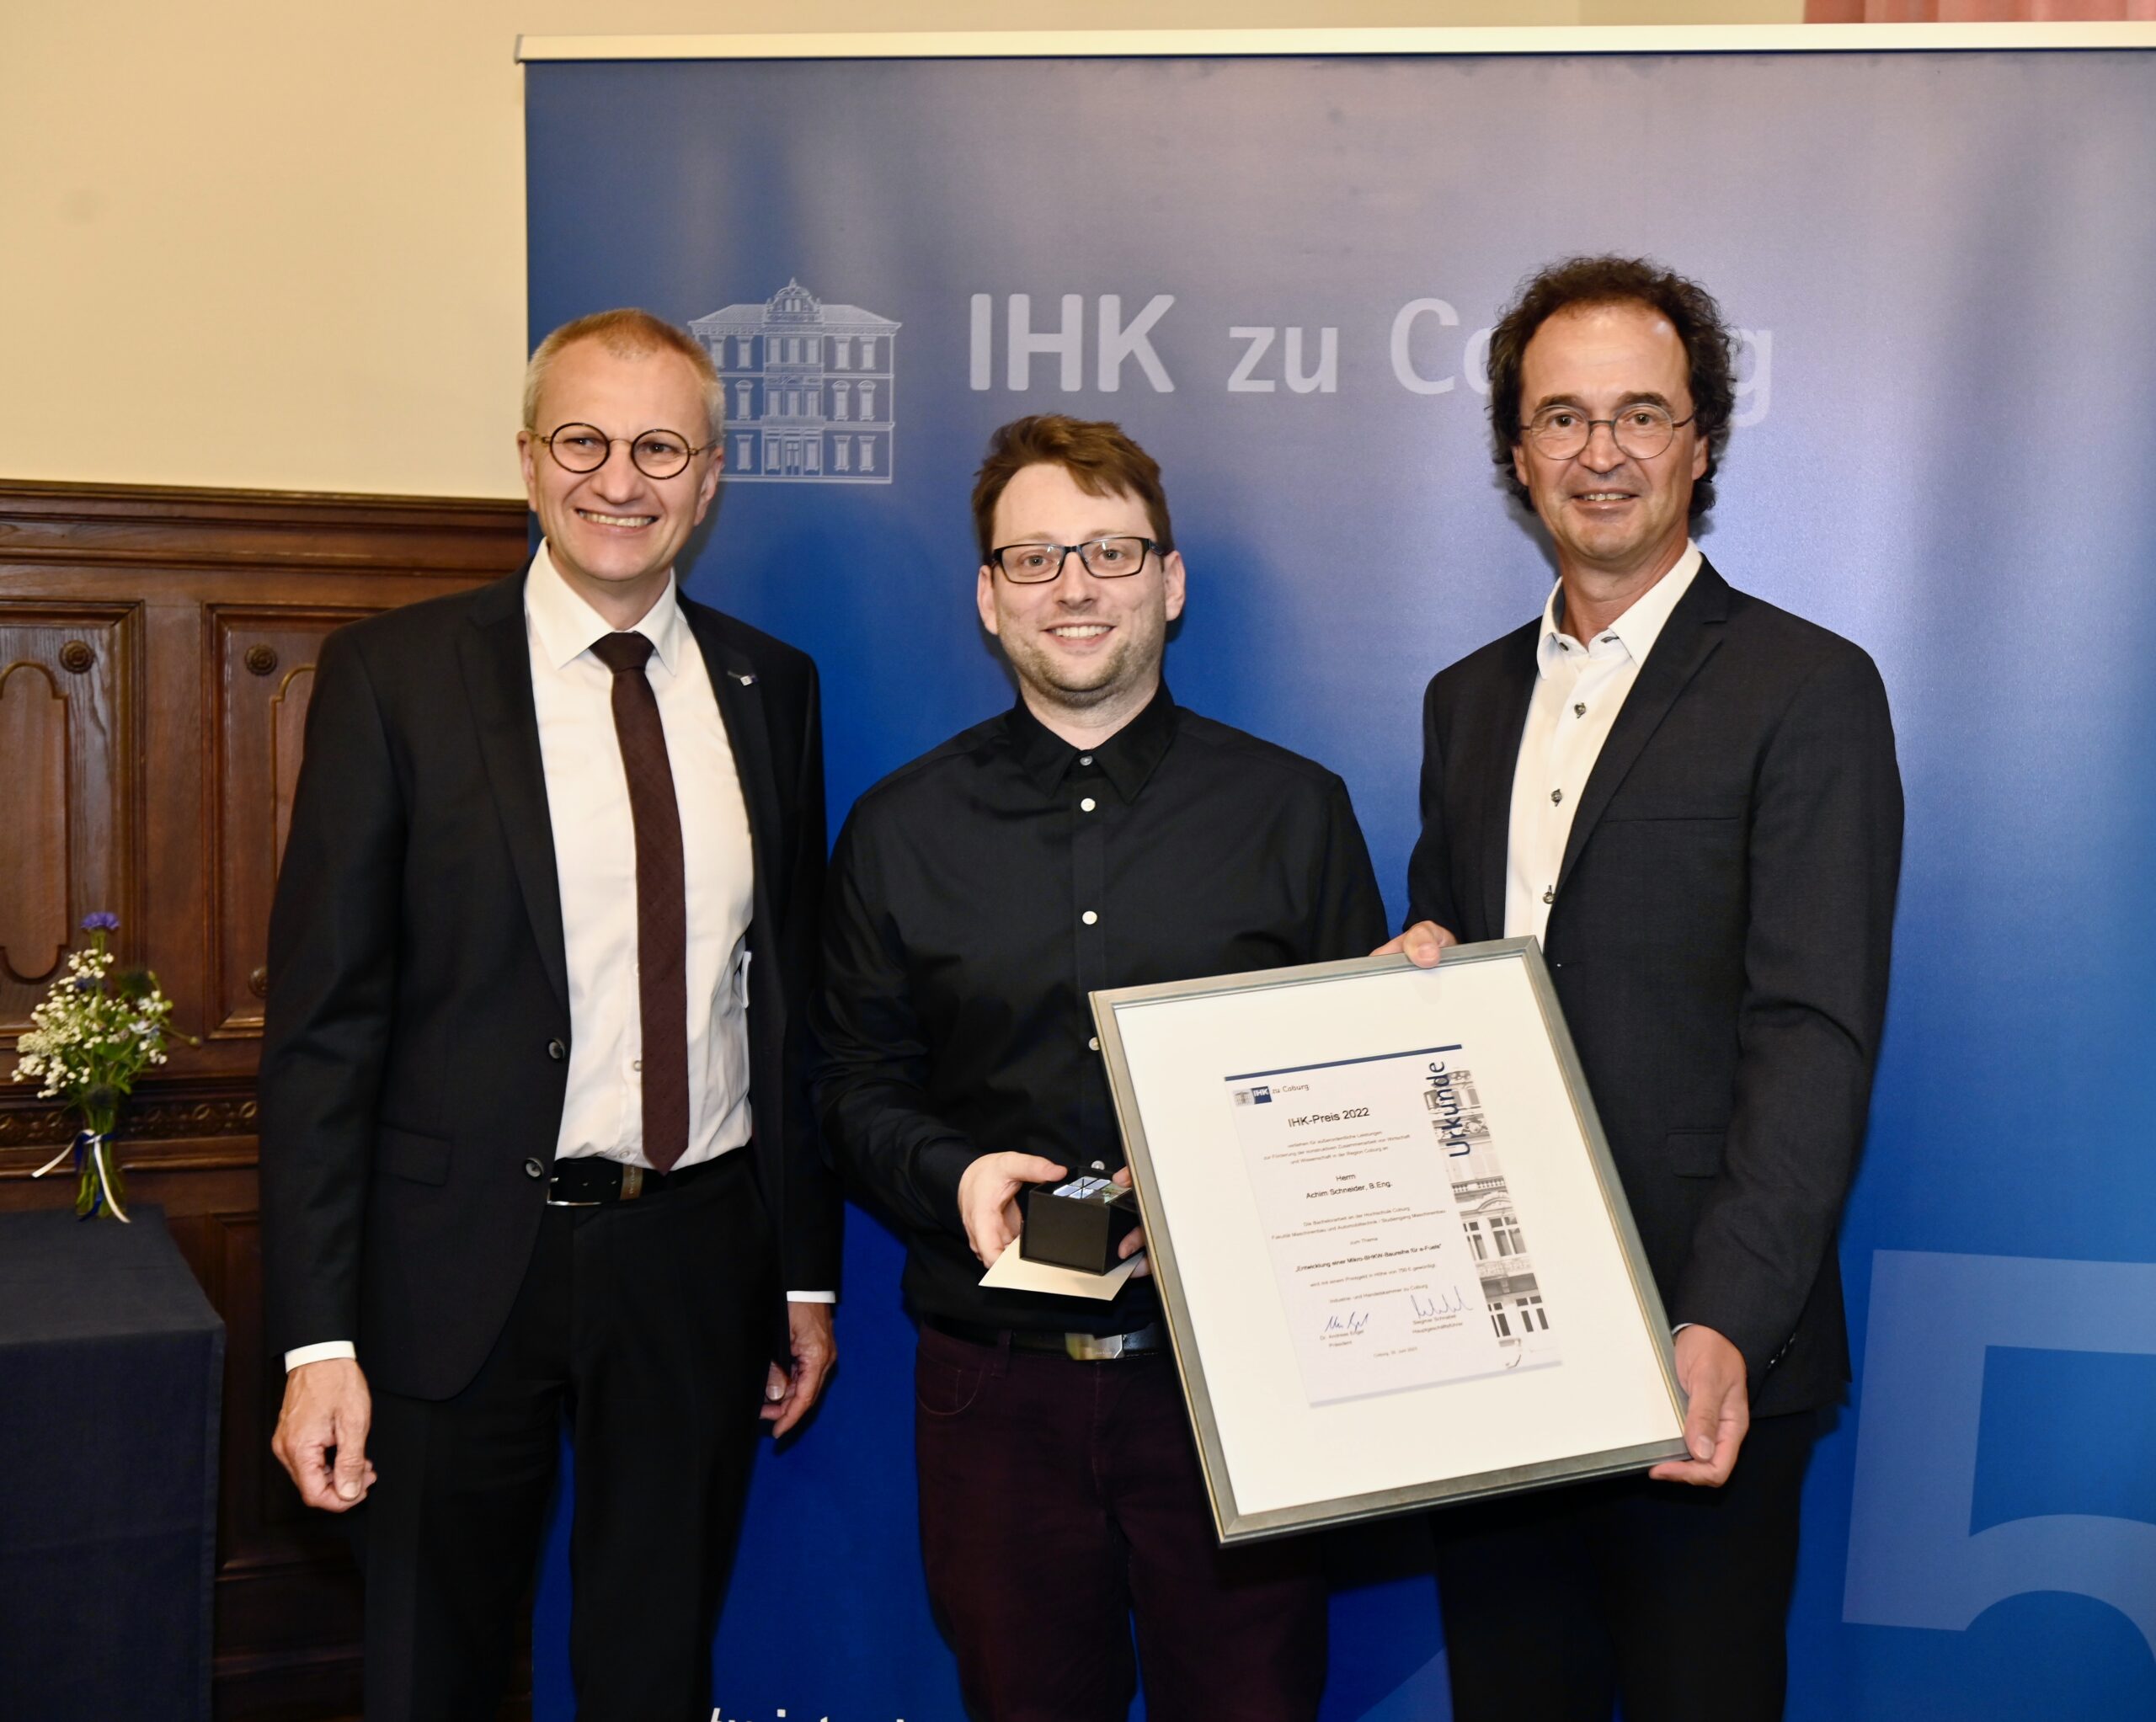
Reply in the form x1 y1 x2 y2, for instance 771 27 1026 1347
355 1152 776 1722
1431 1409 1821 1722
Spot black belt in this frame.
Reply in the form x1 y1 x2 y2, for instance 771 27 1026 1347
544 1150 742 1207
926 1313 1169 1362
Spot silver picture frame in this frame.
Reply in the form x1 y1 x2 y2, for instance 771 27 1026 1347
1091 939 1689 1543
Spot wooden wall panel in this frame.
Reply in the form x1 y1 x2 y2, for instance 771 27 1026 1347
0 663 68 983
0 481 527 1722
0 604 138 1028
210 610 368 1037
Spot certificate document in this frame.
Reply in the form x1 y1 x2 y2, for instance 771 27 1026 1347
1091 943 1686 1542
1227 1042 1556 1406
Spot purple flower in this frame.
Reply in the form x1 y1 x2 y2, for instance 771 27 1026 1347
81 912 120 933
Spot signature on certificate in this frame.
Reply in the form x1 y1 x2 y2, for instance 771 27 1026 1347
1321 1309 1372 1337
1410 1286 1470 1320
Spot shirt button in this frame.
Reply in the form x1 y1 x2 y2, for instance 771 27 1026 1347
1088 1036 1101 1052
1079 754 1093 765
1550 789 1563 805
1573 702 1587 718
547 1038 567 1061
1542 887 1556 905
632 1059 642 1071
1081 909 1098 925
1080 797 1097 813
524 1158 545 1179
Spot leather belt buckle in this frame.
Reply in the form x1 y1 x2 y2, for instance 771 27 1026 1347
925 1314 1165 1361
543 1154 729 1207
1060 1321 1164 1362
546 1158 629 1207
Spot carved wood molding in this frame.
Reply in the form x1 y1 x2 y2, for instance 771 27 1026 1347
0 1074 259 1158
0 480 529 573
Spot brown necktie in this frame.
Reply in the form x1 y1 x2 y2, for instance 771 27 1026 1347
590 631 690 1171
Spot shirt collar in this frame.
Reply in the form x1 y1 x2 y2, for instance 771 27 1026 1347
524 540 686 674
1536 541 1703 680
1005 681 1178 802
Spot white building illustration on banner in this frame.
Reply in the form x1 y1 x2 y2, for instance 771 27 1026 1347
689 281 899 484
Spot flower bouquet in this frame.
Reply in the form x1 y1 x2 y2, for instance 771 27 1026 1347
12 914 187 1221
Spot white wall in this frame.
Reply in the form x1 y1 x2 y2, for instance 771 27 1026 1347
0 1 1801 499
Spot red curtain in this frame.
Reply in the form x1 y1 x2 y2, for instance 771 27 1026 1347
1807 1 2154 19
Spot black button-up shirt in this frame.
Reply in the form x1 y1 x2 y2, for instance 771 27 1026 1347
813 686 1388 1334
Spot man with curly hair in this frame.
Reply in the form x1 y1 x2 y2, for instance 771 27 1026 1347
1384 257 1903 1721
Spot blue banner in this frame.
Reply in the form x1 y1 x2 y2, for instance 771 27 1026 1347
526 43 2156 1719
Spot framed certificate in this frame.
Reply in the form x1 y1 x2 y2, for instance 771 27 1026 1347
1090 940 1688 1543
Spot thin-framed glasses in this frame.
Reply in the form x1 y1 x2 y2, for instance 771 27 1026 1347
1524 403 1697 461
531 423 714 481
990 537 1161 583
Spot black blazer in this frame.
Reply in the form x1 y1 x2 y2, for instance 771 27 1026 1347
1406 560 1902 1416
259 567 841 1401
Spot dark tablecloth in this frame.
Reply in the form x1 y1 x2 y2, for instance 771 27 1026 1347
0 1205 224 1721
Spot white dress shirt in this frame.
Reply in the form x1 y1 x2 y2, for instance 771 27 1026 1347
526 544 755 1174
284 546 825 1372
1503 544 1703 945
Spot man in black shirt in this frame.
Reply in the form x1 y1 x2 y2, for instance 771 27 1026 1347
814 415 1385 1720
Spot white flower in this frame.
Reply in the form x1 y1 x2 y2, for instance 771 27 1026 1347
7 943 181 1111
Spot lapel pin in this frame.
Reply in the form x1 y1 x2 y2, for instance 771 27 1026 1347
728 670 756 686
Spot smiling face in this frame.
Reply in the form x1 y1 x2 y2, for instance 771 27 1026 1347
1511 300 1707 589
975 460 1186 738
518 338 721 623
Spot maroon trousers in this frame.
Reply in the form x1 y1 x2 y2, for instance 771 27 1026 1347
913 1326 1328 1722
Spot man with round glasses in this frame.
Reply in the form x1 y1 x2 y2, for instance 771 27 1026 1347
814 414 1386 1719
1383 257 1903 1720
262 307 841 1719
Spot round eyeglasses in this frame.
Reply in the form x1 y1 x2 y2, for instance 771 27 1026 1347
990 537 1161 584
531 423 715 481
1524 403 1697 462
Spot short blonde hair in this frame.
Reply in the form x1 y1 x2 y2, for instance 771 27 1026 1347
522 308 724 442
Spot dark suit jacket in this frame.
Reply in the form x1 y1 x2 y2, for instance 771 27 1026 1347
1406 559 1901 1417
259 566 841 1402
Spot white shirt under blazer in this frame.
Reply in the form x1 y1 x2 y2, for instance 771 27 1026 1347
1504 544 1703 945
282 545 825 1371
